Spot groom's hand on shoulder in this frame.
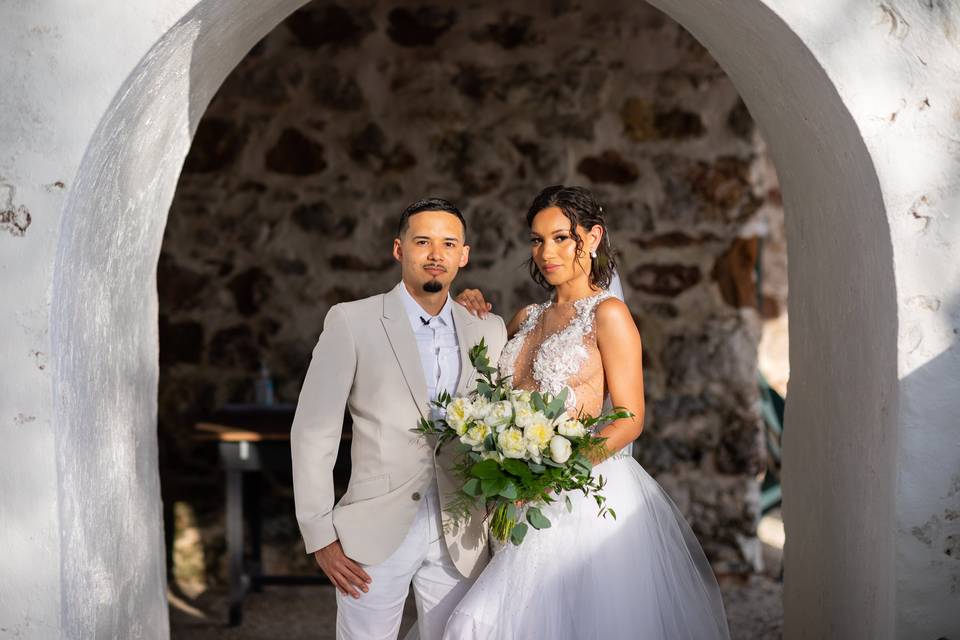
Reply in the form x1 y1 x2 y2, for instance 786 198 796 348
314 540 371 598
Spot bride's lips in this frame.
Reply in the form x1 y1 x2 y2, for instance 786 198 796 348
542 264 561 273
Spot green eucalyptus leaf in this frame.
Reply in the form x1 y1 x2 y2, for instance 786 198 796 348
482 477 507 498
498 480 518 500
463 478 483 497
526 507 552 530
510 522 528 545
502 459 532 479
483 433 496 451
531 392 546 412
470 459 504 479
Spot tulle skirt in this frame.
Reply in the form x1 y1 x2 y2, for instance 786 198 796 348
441 453 730 640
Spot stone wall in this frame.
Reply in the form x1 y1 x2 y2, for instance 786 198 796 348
158 0 786 583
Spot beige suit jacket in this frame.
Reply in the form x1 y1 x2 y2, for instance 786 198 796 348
291 282 508 578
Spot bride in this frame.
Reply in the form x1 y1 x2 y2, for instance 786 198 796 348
442 185 730 639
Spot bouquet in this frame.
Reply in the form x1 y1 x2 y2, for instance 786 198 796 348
414 338 633 545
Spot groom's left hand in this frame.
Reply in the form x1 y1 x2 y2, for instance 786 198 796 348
314 540 371 599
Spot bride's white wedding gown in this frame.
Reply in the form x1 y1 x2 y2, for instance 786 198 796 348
441 291 730 639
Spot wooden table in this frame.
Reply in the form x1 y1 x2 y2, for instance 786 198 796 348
195 404 351 626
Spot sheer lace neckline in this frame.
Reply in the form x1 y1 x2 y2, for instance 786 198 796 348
499 289 614 418
548 289 607 308
543 289 609 313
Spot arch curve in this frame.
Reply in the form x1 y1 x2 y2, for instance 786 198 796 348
49 1 898 638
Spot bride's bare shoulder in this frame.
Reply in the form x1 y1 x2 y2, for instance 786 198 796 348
595 297 640 339
506 304 537 337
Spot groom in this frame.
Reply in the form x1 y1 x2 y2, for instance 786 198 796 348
291 198 508 639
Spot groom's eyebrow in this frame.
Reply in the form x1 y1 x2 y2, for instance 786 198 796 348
412 234 461 243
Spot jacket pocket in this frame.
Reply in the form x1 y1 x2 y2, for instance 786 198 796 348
343 473 390 503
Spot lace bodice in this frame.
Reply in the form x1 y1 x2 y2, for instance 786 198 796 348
499 290 615 419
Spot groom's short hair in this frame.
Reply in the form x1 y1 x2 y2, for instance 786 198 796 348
397 198 466 238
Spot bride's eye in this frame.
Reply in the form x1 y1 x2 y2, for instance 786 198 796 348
530 237 542 246
554 235 569 243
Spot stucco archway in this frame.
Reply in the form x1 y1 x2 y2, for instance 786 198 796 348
54 0 896 635
2 0 957 638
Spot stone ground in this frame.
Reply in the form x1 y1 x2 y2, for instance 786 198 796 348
170 512 785 639
170 575 782 639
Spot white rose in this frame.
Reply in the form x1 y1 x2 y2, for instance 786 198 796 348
498 428 527 459
512 403 535 428
470 396 491 419
549 435 572 464
558 418 587 439
461 421 491 450
511 389 532 405
525 439 543 464
516 409 548 431
446 397 472 435
522 415 554 449
484 400 513 431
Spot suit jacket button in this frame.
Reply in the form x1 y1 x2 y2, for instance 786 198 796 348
412 491 422 501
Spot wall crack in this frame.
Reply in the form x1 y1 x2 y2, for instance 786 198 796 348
0 181 32 237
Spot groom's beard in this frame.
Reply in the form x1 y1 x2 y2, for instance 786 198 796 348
423 279 443 293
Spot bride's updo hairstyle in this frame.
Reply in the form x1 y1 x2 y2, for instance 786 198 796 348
525 185 617 290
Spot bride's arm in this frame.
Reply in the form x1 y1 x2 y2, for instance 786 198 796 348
594 298 646 459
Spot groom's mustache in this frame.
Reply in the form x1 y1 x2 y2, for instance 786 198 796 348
423 264 447 273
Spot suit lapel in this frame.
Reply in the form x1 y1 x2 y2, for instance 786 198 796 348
382 284 430 419
452 302 482 396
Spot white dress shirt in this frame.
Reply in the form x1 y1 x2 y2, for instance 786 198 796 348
398 282 462 411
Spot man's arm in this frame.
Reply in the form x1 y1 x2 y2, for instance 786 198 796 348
290 304 356 552
290 305 371 597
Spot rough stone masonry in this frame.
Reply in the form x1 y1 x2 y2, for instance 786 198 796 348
158 0 786 581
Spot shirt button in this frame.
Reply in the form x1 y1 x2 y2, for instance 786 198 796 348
411 491 422 501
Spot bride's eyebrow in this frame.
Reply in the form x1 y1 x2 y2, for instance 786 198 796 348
529 227 572 238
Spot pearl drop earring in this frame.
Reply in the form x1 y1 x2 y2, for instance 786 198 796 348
590 248 597 258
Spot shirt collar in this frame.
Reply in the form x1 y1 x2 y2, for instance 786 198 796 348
398 281 454 328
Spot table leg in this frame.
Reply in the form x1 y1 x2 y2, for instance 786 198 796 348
227 469 245 626
248 473 263 593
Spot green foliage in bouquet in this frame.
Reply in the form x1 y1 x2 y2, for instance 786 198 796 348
413 338 634 545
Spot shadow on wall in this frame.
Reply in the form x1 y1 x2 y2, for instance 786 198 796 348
897 290 960 637
50 1 309 636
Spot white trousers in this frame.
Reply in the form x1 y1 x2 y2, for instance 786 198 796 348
335 484 471 640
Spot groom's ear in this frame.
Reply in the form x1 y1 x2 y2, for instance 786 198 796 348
459 244 470 268
392 238 403 262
